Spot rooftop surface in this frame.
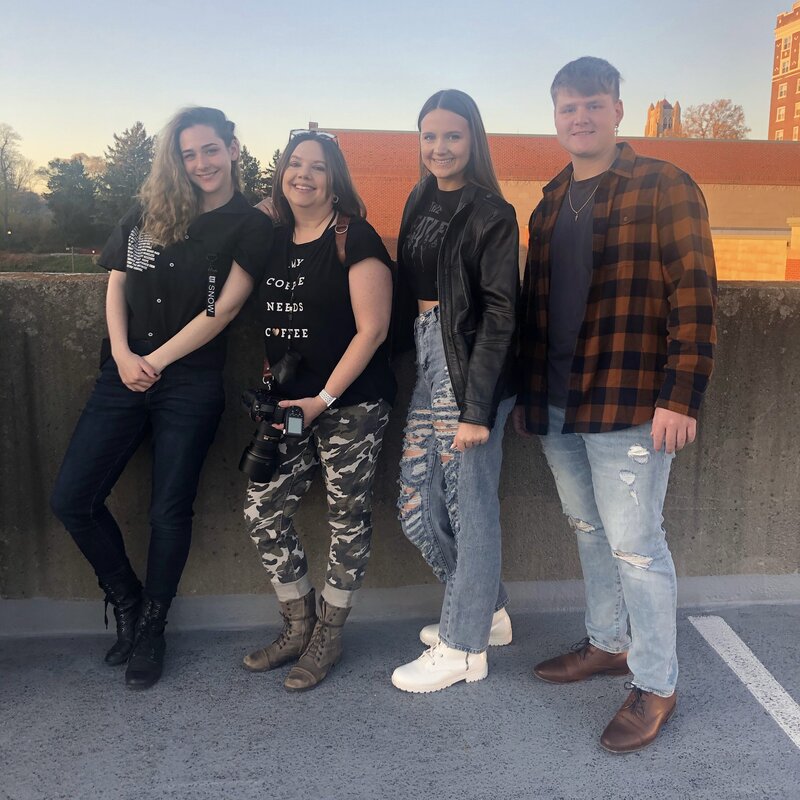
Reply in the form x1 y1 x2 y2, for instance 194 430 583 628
3 601 799 800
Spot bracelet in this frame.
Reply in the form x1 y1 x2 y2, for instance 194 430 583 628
319 389 337 408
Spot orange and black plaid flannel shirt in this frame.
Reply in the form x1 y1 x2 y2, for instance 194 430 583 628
519 142 717 434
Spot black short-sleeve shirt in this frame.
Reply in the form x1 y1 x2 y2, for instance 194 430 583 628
259 217 397 406
98 191 273 369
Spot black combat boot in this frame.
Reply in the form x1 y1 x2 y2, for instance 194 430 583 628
243 589 316 672
284 597 351 691
125 596 170 690
98 566 142 667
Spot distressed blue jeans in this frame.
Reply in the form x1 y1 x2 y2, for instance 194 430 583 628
398 306 514 653
539 404 677 696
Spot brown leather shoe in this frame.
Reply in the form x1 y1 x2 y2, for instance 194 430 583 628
600 684 677 753
533 638 630 683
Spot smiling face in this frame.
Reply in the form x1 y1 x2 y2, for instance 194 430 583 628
281 139 332 215
179 124 238 210
553 89 623 175
419 108 472 191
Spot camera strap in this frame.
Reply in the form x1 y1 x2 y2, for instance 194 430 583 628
261 357 274 388
335 215 350 265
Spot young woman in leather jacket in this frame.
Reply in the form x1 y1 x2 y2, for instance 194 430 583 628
391 89 520 693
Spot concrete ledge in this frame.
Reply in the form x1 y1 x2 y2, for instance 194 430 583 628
3 574 800 637
2 278 800 609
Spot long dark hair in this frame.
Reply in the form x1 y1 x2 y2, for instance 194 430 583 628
271 131 366 226
417 90 503 197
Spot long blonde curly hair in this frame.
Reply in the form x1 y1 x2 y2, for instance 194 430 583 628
139 107 241 245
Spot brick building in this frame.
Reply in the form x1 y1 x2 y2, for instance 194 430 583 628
644 99 682 138
769 1 800 141
331 129 800 281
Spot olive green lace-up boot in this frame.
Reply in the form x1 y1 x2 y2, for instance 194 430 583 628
243 589 316 672
283 597 351 691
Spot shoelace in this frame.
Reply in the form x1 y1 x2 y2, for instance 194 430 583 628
421 643 471 670
623 681 647 717
306 623 329 664
569 637 592 659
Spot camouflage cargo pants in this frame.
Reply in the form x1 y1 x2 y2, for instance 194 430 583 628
244 400 390 603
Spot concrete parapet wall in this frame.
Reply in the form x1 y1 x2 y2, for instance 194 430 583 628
1 276 798 603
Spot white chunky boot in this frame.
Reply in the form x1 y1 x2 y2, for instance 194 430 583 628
419 607 513 648
391 642 488 693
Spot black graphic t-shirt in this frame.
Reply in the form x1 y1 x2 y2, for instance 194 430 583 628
259 217 397 406
401 186 463 300
97 191 273 369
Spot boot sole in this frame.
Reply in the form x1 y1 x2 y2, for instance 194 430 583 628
391 666 489 694
125 676 162 691
533 666 630 684
420 631 512 648
283 659 340 692
242 656 299 673
599 704 677 754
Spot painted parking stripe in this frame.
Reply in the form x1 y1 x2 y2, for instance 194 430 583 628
689 614 800 750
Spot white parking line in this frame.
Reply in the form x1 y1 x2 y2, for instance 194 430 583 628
689 614 800 751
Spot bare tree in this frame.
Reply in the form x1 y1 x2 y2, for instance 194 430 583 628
0 124 35 247
681 99 750 140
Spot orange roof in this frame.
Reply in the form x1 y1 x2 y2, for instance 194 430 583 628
333 129 800 187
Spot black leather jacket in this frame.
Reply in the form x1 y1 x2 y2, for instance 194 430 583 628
395 177 519 428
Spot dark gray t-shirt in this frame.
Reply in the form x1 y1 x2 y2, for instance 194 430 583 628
547 174 602 407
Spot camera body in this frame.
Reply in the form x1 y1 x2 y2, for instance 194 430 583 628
239 389 304 483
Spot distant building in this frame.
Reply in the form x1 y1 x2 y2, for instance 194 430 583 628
330 129 800 281
769 1 800 141
644 99 682 138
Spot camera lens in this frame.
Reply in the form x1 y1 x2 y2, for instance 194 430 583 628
239 421 282 483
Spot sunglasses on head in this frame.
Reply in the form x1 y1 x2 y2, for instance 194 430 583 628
289 128 339 144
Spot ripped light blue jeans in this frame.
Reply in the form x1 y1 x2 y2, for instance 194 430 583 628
398 306 514 653
539 404 677 696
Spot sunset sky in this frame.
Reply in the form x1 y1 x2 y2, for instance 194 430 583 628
1 0 793 169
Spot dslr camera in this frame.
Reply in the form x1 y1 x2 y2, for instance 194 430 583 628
239 389 304 483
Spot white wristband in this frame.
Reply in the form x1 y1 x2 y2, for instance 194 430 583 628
319 389 337 408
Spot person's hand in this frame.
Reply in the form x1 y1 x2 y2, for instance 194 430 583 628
451 422 490 452
511 405 534 438
277 396 327 430
651 407 696 454
115 351 160 392
255 198 278 220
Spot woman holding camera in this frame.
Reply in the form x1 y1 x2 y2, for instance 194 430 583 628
391 90 519 693
50 106 272 690
242 129 395 691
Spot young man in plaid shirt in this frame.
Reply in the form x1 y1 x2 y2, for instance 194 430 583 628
513 56 717 753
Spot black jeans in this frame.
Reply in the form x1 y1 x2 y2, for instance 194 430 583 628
51 358 225 601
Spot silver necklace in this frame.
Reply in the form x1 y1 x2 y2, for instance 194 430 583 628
567 174 601 221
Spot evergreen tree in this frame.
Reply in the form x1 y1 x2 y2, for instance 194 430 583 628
42 158 98 246
97 122 154 229
264 149 281 197
239 145 266 204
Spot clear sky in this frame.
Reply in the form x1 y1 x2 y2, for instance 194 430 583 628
0 0 792 169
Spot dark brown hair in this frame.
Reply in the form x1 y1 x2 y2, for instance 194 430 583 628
550 57 622 103
417 89 503 197
271 131 366 226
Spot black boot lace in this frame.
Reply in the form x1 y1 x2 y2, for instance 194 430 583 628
623 681 647 717
570 637 592 660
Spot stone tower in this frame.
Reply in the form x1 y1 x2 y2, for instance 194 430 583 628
644 99 682 138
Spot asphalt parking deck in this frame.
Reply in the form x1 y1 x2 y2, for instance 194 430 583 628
2 603 799 800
